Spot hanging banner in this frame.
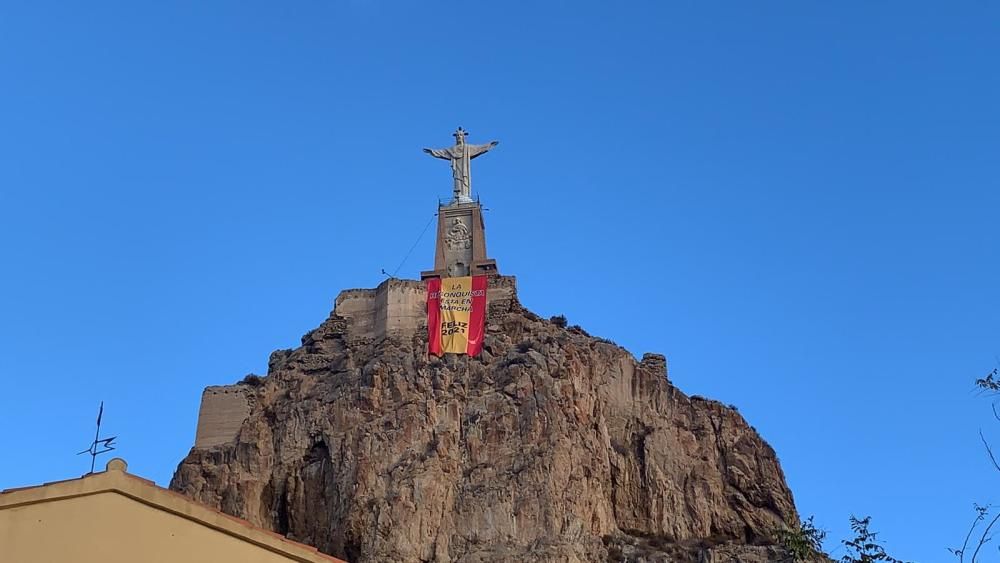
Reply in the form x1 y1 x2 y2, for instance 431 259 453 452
427 275 487 356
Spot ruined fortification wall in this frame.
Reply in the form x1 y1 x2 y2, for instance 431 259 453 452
333 279 426 342
485 275 517 320
190 276 518 450
332 288 377 339
371 279 426 340
333 276 517 342
193 386 251 449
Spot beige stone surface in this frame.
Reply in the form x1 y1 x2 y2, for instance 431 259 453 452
172 281 801 563
373 279 426 339
194 385 251 449
332 289 377 337
334 278 427 343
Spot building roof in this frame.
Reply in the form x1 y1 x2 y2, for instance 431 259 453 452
0 458 345 563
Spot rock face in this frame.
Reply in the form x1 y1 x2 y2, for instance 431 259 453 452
170 279 800 562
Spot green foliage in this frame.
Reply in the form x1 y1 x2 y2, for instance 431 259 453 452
549 314 568 328
841 516 907 563
240 373 264 387
775 516 826 562
962 367 1000 562
975 368 999 392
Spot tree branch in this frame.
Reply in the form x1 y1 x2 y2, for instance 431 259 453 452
958 506 988 563
979 430 1000 474
972 511 1000 563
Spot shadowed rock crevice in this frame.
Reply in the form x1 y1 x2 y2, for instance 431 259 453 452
171 282 800 562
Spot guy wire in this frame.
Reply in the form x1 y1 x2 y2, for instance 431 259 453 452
391 213 437 278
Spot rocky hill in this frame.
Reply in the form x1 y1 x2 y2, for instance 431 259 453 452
171 278 801 562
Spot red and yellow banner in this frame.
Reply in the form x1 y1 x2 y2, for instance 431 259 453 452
427 276 487 356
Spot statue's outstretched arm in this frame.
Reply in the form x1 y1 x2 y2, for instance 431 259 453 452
423 148 451 160
468 141 499 159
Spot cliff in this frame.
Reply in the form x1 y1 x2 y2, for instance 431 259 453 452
170 277 801 562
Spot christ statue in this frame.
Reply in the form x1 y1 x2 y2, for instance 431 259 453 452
423 127 499 203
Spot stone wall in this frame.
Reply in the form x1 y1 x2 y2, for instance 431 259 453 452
193 385 251 449
333 278 427 343
485 275 517 321
372 279 426 340
332 276 518 342
332 288 378 340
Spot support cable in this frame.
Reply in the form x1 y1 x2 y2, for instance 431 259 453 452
388 213 437 278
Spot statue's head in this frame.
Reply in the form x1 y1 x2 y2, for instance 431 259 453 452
453 127 467 145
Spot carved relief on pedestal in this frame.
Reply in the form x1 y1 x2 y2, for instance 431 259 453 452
444 218 472 250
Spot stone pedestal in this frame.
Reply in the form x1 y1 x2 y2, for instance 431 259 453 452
421 201 497 280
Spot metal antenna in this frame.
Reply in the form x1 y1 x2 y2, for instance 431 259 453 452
76 401 116 474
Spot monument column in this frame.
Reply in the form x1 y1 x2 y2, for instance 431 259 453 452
421 128 499 280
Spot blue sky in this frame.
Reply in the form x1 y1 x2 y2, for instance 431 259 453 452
1 2 998 560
